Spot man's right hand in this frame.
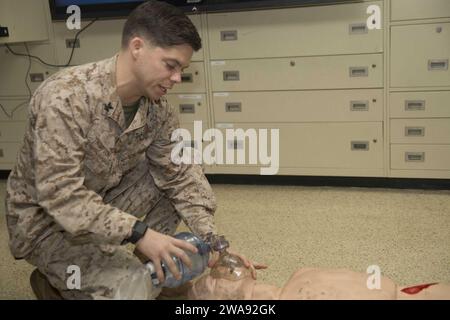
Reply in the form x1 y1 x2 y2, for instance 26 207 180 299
135 229 198 285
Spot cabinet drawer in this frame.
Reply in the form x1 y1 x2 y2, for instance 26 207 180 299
390 91 450 118
208 1 383 59
391 144 450 170
183 14 204 62
0 121 27 142
53 16 203 65
391 0 450 21
170 62 206 94
53 20 124 66
0 98 29 121
165 93 208 123
213 89 383 123
213 122 383 169
390 119 450 144
391 23 450 88
0 42 57 96
0 142 21 165
211 54 383 91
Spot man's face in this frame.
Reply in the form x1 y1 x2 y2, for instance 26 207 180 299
130 38 193 100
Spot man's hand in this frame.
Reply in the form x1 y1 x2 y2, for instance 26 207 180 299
135 229 198 285
208 248 268 280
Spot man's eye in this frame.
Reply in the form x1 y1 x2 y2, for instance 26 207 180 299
165 63 176 70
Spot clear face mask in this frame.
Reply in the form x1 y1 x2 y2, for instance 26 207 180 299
210 251 252 281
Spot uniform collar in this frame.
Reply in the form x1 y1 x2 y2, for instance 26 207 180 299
100 54 150 133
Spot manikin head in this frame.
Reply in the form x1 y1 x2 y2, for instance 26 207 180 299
188 252 281 300
120 1 201 101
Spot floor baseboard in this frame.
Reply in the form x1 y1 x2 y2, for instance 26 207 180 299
2 170 449 190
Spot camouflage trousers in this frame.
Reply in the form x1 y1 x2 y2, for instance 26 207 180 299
26 167 182 300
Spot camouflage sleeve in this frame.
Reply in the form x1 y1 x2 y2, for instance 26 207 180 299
33 89 137 245
146 101 218 240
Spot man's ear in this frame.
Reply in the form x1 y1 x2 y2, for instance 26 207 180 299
129 37 144 60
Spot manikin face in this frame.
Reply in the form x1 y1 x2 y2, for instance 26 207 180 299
129 37 193 100
188 252 255 300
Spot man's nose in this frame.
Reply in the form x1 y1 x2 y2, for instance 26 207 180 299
170 71 182 83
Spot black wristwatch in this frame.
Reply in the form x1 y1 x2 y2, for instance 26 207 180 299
122 221 148 245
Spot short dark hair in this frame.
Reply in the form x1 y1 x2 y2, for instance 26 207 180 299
121 0 202 51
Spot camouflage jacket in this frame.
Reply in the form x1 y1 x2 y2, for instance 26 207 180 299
5 55 217 259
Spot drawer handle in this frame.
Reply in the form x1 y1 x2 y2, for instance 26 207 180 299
405 152 425 162
30 73 45 83
405 100 425 111
350 101 369 111
405 127 425 137
351 141 369 151
0 148 3 157
181 73 193 83
223 71 240 81
349 23 368 34
179 104 195 114
221 30 238 41
428 59 448 71
349 67 368 77
225 102 242 112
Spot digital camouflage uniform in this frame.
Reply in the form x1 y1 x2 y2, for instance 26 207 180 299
5 55 217 299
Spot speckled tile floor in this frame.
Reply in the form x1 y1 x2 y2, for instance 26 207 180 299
1 180 449 299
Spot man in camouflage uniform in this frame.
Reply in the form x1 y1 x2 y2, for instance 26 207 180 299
5 1 257 299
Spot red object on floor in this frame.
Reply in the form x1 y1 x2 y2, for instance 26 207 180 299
401 283 438 295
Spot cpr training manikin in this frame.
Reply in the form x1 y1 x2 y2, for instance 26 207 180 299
187 252 450 300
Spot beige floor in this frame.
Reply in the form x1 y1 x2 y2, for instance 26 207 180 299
1 179 449 299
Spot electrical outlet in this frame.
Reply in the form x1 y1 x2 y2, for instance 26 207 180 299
0 27 9 37
65 38 80 48
30 73 45 82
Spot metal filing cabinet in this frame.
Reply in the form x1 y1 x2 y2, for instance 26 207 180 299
210 54 383 92
212 89 383 123
207 1 383 59
390 91 450 119
391 23 450 88
0 98 28 170
208 1 384 176
214 123 383 176
52 15 204 66
164 14 209 161
167 94 208 124
389 0 450 178
391 0 450 21
0 42 58 96
3 0 449 180
169 62 206 94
